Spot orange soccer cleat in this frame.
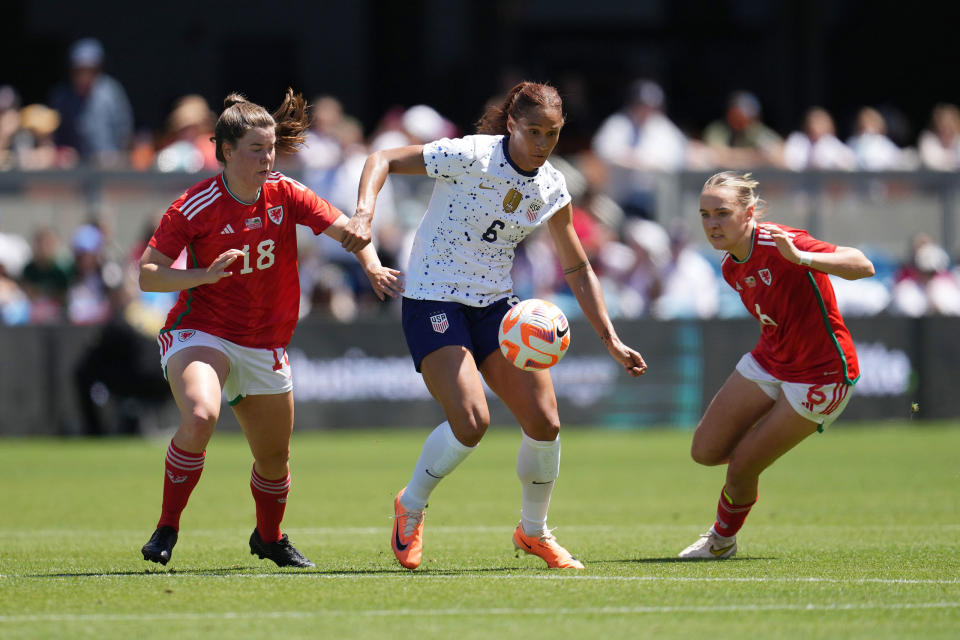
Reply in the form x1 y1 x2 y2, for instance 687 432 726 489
392 487 425 570
512 524 585 569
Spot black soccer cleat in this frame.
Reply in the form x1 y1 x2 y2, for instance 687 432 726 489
249 528 316 568
142 525 178 565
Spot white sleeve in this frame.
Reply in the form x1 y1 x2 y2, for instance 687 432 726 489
423 136 479 180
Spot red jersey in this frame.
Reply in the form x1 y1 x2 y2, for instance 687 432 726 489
721 223 859 385
149 172 340 348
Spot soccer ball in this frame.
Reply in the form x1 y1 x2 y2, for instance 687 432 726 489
498 298 571 371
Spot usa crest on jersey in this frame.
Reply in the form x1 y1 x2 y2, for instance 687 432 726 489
526 198 544 222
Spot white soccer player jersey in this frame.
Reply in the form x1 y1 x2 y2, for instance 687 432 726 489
405 134 572 306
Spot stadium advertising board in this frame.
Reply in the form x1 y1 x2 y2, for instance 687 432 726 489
0 317 951 435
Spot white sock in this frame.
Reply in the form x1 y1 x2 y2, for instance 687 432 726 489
401 421 475 511
516 432 561 536
708 525 735 542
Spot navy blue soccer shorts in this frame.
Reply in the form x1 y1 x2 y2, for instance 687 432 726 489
401 296 516 372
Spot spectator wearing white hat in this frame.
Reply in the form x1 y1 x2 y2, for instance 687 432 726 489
370 103 457 152
48 37 134 167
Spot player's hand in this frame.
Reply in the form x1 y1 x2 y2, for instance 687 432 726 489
204 249 245 283
760 223 803 264
365 265 404 301
341 214 372 253
606 338 648 377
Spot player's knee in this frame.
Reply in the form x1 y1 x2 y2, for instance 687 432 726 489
255 448 290 477
690 439 726 466
525 417 561 441
182 407 218 436
453 407 489 446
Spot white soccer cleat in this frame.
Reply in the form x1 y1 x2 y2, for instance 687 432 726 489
678 530 737 559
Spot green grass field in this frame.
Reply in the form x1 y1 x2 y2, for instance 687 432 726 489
1 421 958 639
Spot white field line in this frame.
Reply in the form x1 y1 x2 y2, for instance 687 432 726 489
1 601 958 623
2 573 958 585
2 523 959 538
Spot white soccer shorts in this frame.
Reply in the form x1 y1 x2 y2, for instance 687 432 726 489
736 352 854 430
158 329 292 404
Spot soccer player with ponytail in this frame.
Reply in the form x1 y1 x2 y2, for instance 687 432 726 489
353 81 647 571
138 89 401 567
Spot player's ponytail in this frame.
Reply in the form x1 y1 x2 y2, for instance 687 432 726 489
476 81 564 135
272 88 309 156
212 88 308 163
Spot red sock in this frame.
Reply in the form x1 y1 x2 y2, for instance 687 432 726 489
250 466 290 543
157 442 205 531
713 488 757 537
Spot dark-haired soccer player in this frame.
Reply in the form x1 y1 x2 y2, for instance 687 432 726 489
139 89 401 568
353 81 647 571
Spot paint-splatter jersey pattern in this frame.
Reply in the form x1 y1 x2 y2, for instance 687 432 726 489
405 134 571 306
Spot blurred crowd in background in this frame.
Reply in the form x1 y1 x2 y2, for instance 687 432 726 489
2 38 960 334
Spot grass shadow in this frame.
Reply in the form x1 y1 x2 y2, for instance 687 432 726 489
25 564 543 578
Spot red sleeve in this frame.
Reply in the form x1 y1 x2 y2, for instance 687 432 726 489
290 181 342 235
148 201 194 260
792 229 837 254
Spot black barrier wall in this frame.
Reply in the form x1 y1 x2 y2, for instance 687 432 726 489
0 317 951 436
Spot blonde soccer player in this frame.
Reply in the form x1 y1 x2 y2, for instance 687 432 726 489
679 171 874 559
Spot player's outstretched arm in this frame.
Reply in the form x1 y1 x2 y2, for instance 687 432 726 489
324 214 403 301
547 204 647 377
343 145 429 254
356 243 404 301
139 246 243 292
